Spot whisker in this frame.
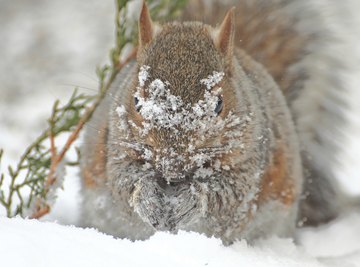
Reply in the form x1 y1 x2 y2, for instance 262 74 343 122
196 146 229 153
60 83 99 93
83 122 108 134
76 142 129 146
60 83 121 100
118 140 148 150
73 71 101 84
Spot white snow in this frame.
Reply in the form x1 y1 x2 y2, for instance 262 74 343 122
138 65 151 87
200 71 225 90
1 0 360 267
1 214 360 267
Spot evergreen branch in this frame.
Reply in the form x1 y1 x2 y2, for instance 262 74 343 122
30 46 136 219
0 92 91 217
0 0 188 219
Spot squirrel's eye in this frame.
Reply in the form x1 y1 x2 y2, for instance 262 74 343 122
214 96 223 115
134 97 141 112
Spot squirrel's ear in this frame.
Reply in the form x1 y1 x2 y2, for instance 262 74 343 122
138 1 154 49
215 7 235 58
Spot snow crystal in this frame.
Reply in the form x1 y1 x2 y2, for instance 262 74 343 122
194 167 214 179
200 71 225 90
138 65 150 87
222 165 230 171
142 162 152 171
213 159 221 171
116 105 126 116
142 148 153 161
190 153 212 167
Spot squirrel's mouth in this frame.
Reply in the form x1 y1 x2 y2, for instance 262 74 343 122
131 173 200 232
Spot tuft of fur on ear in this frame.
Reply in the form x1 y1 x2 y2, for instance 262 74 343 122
215 7 235 60
138 1 154 50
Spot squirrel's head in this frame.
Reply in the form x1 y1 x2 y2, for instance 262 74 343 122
111 2 249 231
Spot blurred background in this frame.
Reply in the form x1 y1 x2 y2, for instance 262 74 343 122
0 0 359 220
0 0 114 155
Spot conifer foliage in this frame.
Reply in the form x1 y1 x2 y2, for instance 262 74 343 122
0 0 188 219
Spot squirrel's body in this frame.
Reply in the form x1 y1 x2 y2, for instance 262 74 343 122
80 0 345 244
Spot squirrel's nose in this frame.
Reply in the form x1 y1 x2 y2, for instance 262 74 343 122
154 152 213 183
155 169 191 187
159 169 187 184
154 153 186 181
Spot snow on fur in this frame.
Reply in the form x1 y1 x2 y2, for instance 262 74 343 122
200 71 225 90
133 67 226 134
117 66 250 182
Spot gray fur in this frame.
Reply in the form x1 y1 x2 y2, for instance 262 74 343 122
185 0 350 225
80 0 350 244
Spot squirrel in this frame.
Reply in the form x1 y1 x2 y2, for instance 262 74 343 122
80 0 350 244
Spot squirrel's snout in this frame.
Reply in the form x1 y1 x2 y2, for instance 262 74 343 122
153 151 213 184
155 170 190 186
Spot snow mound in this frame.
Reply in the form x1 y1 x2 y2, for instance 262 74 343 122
1 215 360 267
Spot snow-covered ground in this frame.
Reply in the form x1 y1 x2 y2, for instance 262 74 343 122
1 214 360 267
1 0 360 266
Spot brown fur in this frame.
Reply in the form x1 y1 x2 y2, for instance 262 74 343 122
138 2 154 49
137 23 222 104
258 146 295 206
81 121 108 188
80 0 345 243
183 0 309 94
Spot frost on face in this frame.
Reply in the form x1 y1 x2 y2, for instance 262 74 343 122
110 66 262 232
138 65 150 87
117 66 250 181
200 71 225 90
133 68 227 137
133 78 185 134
